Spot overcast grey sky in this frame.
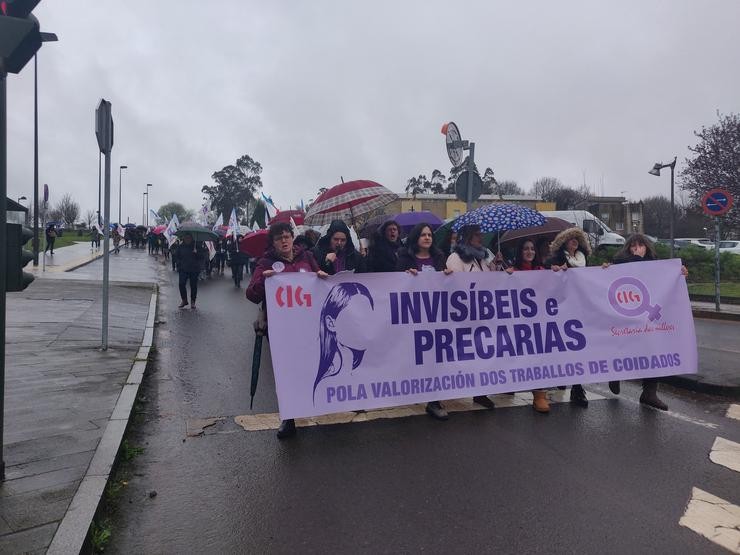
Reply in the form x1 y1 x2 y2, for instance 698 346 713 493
7 0 740 223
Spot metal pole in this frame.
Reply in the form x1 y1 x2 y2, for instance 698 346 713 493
714 218 721 312
32 55 39 265
466 142 475 213
0 71 9 479
102 152 111 350
146 193 149 226
669 160 675 259
142 192 145 225
97 151 101 226
118 166 122 224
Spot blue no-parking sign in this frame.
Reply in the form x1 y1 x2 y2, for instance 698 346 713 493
701 188 733 217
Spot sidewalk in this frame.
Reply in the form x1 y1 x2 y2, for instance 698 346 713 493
0 253 158 553
691 300 740 321
28 241 110 274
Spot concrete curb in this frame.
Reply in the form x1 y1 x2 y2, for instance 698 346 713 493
61 253 104 272
661 375 740 399
46 288 158 555
692 308 740 322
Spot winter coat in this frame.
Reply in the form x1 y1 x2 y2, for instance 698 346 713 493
545 227 591 269
613 253 653 265
246 246 319 305
446 247 495 272
396 247 447 272
367 221 401 272
312 220 367 275
175 243 207 273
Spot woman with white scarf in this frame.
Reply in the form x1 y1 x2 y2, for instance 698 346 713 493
545 227 592 408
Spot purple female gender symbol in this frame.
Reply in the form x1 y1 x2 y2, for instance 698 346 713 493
607 277 662 322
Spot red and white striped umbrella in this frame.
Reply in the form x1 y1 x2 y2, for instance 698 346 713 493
304 180 398 226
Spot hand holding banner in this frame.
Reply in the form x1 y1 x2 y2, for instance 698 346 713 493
265 260 697 419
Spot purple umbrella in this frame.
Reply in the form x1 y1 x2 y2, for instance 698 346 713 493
394 211 444 232
361 211 443 238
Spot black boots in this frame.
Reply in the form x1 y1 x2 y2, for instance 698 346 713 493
277 419 296 439
570 384 588 407
425 401 449 420
473 395 496 409
640 379 668 411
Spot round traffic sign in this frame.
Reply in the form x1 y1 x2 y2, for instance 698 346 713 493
445 121 464 167
454 171 483 203
701 188 734 217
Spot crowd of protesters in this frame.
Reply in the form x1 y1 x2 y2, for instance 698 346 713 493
245 218 689 439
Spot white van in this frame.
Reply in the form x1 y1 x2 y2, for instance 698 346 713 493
540 210 625 249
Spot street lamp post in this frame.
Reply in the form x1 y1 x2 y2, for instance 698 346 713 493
142 191 147 225
32 32 59 266
146 183 152 226
648 157 677 258
118 165 127 225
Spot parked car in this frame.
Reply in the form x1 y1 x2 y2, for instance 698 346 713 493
675 237 713 249
719 240 740 254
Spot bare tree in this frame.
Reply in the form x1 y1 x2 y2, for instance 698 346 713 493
83 209 96 228
47 208 63 223
56 193 80 227
680 111 740 232
530 177 563 200
495 180 524 197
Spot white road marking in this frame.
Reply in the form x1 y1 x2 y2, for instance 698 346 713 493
727 404 740 422
588 384 719 430
710 437 740 474
679 487 740 553
234 390 606 432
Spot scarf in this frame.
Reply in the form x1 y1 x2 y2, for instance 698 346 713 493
455 243 488 263
565 250 586 268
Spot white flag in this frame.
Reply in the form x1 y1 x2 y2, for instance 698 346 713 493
212 213 224 232
206 241 216 260
149 209 161 223
164 215 179 246
228 208 239 238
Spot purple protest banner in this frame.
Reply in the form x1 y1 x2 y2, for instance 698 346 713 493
265 259 697 419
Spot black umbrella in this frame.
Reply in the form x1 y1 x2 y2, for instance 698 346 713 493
175 222 219 242
250 309 268 409
250 333 264 409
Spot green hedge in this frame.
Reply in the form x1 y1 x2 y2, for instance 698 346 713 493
587 244 740 283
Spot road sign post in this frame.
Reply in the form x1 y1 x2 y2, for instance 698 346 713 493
442 122 481 212
701 188 734 312
95 99 113 350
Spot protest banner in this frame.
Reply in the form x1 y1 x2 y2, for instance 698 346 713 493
265 259 697 419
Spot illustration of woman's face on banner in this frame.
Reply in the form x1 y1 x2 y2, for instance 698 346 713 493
328 294 375 352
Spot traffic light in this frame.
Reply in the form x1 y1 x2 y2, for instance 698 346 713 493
6 223 34 291
0 0 42 74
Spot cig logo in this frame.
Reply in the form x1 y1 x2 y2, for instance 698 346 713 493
275 285 312 308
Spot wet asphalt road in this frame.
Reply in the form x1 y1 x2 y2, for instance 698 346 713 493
107 260 739 554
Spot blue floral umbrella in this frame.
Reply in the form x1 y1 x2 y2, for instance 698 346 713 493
451 203 546 233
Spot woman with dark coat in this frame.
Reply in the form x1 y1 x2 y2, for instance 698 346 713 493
605 233 688 410
313 219 367 275
505 238 551 413
246 222 328 439
367 220 401 273
397 223 454 420
544 227 592 407
396 223 447 274
175 234 207 309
